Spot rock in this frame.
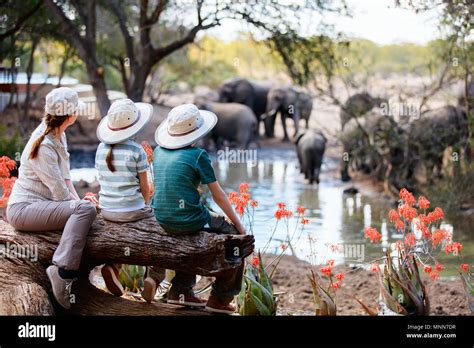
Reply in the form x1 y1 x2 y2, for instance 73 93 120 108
343 187 359 195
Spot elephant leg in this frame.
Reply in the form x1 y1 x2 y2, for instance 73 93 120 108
281 113 290 142
305 118 309 129
297 151 303 173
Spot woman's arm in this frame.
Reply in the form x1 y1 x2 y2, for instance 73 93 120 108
208 181 246 235
138 171 150 205
65 179 80 200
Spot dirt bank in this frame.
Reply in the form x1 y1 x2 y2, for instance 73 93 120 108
257 254 470 315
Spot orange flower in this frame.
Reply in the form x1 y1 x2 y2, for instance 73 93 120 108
388 209 399 223
395 219 405 231
239 182 249 194
301 218 309 225
228 191 238 205
398 203 417 221
460 264 469 272
435 263 444 271
400 188 416 206
250 199 258 208
393 240 404 251
326 259 335 267
404 233 416 247
444 242 462 255
296 206 306 215
320 266 332 277
277 202 286 209
428 207 444 222
250 256 259 267
432 229 449 247
274 209 283 220
369 263 379 273
330 282 340 289
364 227 381 243
423 265 432 273
418 196 430 210
335 272 344 281
415 220 431 238
0 156 17 178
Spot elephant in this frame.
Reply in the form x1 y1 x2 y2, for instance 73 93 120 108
407 105 468 181
295 129 326 184
264 87 313 141
340 92 387 130
218 78 271 135
340 111 404 182
194 98 258 150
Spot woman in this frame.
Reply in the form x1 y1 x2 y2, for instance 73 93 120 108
95 98 164 301
6 87 98 309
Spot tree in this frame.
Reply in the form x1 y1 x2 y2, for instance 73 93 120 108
43 0 111 115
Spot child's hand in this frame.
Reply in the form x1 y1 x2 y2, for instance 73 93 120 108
83 192 99 208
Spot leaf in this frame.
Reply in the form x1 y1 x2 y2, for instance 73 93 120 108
248 290 272 316
257 252 273 294
245 275 275 312
355 298 378 316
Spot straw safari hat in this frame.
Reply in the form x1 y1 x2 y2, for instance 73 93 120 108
97 98 153 144
155 103 217 149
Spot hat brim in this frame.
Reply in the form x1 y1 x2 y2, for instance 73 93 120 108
155 110 217 149
96 103 153 144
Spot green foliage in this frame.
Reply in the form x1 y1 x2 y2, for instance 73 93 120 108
0 125 22 160
118 265 147 293
379 251 429 315
237 254 277 316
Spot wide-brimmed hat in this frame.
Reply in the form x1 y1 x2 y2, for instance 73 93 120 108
45 87 86 116
155 104 217 149
97 98 153 144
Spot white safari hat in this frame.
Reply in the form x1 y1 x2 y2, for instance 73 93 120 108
96 98 153 144
155 103 217 149
45 87 86 116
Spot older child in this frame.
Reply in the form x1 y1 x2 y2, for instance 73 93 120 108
95 98 163 301
6 87 97 309
152 104 246 314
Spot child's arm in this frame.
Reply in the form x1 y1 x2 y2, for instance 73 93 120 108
138 171 150 205
208 181 246 235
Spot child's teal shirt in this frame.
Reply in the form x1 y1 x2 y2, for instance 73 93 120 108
151 146 216 232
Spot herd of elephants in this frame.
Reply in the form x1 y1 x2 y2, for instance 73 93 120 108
193 77 473 188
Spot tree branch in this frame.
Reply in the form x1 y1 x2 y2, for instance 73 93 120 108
0 1 42 41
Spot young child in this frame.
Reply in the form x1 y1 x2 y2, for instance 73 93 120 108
95 98 163 301
152 104 246 314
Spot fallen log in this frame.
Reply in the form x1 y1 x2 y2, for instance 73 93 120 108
0 215 254 315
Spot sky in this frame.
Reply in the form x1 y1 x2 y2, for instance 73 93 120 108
206 0 442 46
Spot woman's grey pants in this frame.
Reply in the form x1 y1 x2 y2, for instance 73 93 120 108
6 200 97 271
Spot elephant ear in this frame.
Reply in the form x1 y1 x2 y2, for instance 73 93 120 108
294 131 306 145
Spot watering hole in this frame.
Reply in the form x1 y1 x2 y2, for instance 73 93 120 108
70 147 473 277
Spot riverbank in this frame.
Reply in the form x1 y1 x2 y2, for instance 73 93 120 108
257 254 471 316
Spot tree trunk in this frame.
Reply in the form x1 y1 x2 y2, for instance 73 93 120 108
128 64 152 102
0 216 254 315
86 64 110 116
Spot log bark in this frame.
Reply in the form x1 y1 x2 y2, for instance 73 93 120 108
0 216 254 315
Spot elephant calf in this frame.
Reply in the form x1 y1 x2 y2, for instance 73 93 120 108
295 129 327 184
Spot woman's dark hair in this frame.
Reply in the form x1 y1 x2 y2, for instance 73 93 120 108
105 144 116 172
29 114 70 160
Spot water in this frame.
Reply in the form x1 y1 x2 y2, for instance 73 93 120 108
70 148 473 276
